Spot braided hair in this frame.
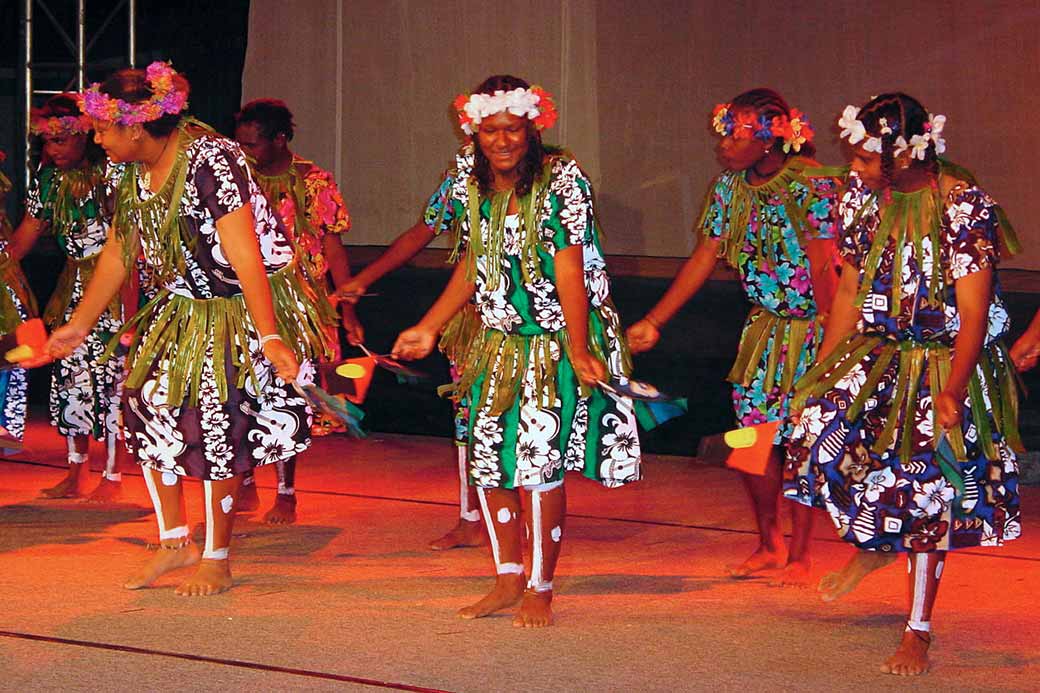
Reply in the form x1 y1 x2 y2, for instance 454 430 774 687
469 74 548 197
856 93 938 185
730 87 816 159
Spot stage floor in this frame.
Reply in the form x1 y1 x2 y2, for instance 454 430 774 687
0 418 1037 692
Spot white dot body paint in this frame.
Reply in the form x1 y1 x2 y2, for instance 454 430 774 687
551 526 562 542
497 507 511 524
161 471 178 486
221 495 234 514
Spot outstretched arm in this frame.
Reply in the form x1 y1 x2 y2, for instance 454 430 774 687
817 260 861 361
6 215 47 262
391 254 475 361
337 221 436 302
626 236 720 353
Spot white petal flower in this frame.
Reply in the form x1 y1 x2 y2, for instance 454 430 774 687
838 105 866 144
892 136 909 157
863 136 883 153
909 134 930 160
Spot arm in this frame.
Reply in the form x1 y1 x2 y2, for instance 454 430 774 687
934 267 992 429
391 253 476 361
555 244 605 385
6 215 47 261
323 232 364 345
46 228 128 357
817 260 861 361
216 205 299 382
626 236 720 353
338 220 436 301
805 238 839 315
1010 308 1040 372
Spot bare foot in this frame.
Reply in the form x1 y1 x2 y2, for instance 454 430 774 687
768 560 813 588
819 551 898 602
237 483 260 512
175 559 233 596
429 519 486 551
513 590 553 628
84 478 122 504
457 574 525 620
263 493 297 524
880 628 931 676
726 545 788 578
124 543 201 589
40 468 83 499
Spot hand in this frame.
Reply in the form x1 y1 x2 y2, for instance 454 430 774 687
569 349 608 387
340 304 365 346
933 390 963 431
1009 334 1040 373
391 325 437 361
46 322 90 359
263 338 300 383
332 278 367 306
626 318 661 354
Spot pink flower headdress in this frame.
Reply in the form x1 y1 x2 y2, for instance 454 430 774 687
78 61 188 126
711 103 814 153
453 86 558 136
29 113 92 138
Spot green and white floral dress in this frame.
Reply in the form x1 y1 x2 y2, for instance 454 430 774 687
426 149 641 489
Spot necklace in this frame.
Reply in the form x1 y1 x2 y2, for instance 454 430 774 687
141 133 174 190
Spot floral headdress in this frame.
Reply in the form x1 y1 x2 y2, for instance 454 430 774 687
79 61 188 126
453 86 558 136
838 105 946 160
710 103 815 153
29 113 92 138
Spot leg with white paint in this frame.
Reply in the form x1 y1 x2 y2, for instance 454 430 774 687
85 431 124 503
881 551 944 676
40 436 89 499
457 486 525 619
263 457 297 524
124 468 199 589
430 446 486 550
514 480 566 628
176 475 241 596
237 469 260 512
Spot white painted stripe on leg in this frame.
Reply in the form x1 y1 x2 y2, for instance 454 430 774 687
202 547 229 560
529 486 544 590
457 446 472 518
909 554 929 626
203 480 215 558
476 487 503 569
143 469 171 536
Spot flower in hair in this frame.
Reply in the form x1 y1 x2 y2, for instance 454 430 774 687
711 104 733 136
770 109 814 153
78 61 188 126
454 86 558 136
926 113 946 154
892 136 909 158
732 110 757 140
29 114 92 137
838 105 866 144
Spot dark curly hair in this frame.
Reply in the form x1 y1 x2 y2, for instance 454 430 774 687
468 74 548 197
234 98 295 141
730 87 816 159
856 93 938 185
99 67 191 138
30 93 105 166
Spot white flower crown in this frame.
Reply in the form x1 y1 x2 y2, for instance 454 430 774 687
838 105 946 160
454 87 557 136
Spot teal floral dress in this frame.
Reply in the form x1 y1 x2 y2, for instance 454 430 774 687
424 148 640 489
699 157 839 442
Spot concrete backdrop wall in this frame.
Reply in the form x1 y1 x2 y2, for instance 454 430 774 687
243 0 1040 269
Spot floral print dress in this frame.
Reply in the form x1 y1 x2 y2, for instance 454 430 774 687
108 132 314 480
783 173 1021 552
699 157 839 442
424 150 640 489
26 164 126 440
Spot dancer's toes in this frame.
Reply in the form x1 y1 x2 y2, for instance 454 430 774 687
175 559 233 596
457 574 525 620
40 472 81 499
124 543 200 589
83 478 122 504
726 546 787 578
767 560 813 588
880 629 931 676
512 590 553 628
429 519 486 551
237 483 260 512
819 551 897 602
263 494 297 524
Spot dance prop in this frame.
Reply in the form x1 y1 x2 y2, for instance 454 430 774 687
327 289 379 305
358 344 430 383
597 377 687 431
696 420 781 476
0 318 51 370
0 423 23 451
291 382 366 438
319 355 376 404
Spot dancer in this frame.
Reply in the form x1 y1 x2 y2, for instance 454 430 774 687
10 94 133 502
48 62 324 595
627 89 839 585
234 98 356 523
783 93 1022 675
392 75 641 627
337 149 485 551
0 153 39 452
